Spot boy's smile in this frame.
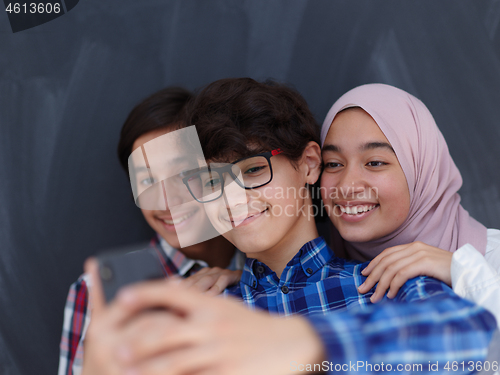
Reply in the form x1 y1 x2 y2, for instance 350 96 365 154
203 146 321 276
321 107 410 243
223 207 269 228
157 207 200 231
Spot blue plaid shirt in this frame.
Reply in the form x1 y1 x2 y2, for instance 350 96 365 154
225 237 497 374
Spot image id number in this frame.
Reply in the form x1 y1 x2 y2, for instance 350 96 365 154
6 3 61 14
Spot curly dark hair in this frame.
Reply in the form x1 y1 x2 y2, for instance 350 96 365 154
187 78 320 166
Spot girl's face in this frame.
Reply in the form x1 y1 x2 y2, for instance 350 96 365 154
320 107 410 243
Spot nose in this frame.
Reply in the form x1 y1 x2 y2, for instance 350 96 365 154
161 179 187 210
223 174 250 210
337 165 366 199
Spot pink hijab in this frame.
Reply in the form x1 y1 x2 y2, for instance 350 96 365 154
321 83 487 260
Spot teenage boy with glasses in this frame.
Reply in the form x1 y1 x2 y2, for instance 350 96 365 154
81 78 496 375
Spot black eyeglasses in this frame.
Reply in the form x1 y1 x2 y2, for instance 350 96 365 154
182 149 283 203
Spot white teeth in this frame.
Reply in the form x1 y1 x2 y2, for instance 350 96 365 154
163 211 195 225
338 204 376 215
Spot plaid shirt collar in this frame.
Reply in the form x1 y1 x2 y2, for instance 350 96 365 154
157 236 209 276
156 235 245 276
240 237 332 289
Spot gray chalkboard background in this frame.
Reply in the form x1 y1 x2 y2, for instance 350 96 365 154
1 1 500 374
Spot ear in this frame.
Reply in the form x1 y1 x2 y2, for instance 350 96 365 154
300 141 322 185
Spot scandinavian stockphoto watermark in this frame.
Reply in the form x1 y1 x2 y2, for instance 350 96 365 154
247 185 379 218
291 361 425 373
290 360 499 373
4 0 80 33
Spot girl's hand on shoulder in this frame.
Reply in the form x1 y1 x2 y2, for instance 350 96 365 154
182 267 242 296
357 241 453 303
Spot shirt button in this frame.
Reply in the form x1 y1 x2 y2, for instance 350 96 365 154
252 280 256 287
281 285 289 294
306 268 313 275
256 265 265 274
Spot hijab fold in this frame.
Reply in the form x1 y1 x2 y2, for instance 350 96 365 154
321 84 487 260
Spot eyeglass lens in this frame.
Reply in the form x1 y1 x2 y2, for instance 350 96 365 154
186 156 272 202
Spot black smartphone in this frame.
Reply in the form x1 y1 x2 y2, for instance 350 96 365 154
95 244 166 303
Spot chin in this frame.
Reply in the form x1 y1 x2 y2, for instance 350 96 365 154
336 226 374 244
158 231 181 248
342 234 370 243
229 237 263 256
228 238 251 254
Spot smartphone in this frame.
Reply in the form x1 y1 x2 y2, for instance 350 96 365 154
96 244 166 303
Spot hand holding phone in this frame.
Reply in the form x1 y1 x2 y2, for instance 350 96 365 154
81 250 168 375
95 245 166 303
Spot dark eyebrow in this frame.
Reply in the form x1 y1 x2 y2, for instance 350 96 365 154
322 142 395 154
361 142 395 153
131 156 196 172
322 144 341 153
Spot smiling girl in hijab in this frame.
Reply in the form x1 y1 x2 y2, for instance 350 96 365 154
320 83 500 322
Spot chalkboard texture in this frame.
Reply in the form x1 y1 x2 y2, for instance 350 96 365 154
1 1 500 374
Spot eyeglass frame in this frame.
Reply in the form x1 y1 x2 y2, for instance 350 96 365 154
182 148 283 203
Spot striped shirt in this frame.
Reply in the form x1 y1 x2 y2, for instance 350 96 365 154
226 237 497 373
58 236 244 375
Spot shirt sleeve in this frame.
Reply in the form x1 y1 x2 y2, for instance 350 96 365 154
58 274 92 375
451 228 500 324
306 277 497 374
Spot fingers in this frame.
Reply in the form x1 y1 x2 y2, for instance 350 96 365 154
359 242 453 303
116 279 209 317
190 272 222 293
123 345 216 375
118 311 201 365
204 276 228 296
370 254 419 302
206 270 242 296
361 244 409 276
181 267 211 288
385 263 425 299
358 246 412 294
182 268 242 295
